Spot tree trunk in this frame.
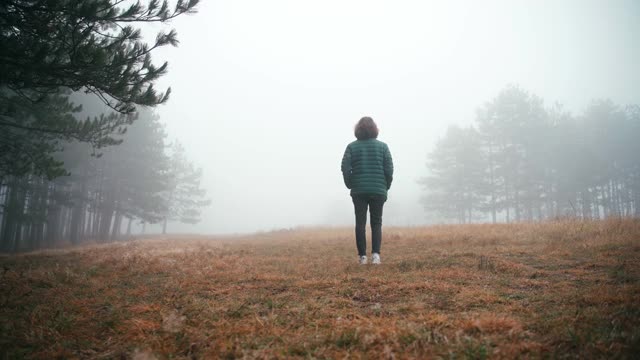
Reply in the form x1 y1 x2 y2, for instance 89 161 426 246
632 182 637 216
505 179 511 223
581 190 592 220
46 200 61 248
0 182 15 252
126 217 132 236
91 207 99 239
488 144 497 224
110 211 122 241
2 180 26 253
98 202 114 242
514 188 521 222
69 182 86 245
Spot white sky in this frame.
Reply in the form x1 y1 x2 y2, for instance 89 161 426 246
146 0 639 234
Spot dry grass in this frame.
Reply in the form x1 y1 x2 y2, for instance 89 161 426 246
1 219 639 359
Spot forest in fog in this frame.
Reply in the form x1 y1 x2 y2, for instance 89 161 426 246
0 96 210 252
1 0 640 251
4 81 639 251
0 0 208 252
422 86 640 224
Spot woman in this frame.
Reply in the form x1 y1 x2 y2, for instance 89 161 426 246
341 117 394 265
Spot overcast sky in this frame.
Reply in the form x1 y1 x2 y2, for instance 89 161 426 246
145 0 639 234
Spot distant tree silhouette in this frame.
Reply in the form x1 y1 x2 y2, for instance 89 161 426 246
420 125 486 223
162 142 211 234
0 109 210 251
475 85 549 222
422 85 640 223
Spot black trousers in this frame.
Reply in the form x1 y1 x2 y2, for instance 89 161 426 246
351 194 386 256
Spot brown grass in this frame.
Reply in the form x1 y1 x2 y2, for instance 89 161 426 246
1 219 639 359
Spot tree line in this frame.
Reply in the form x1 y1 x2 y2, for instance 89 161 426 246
0 0 205 252
422 85 640 223
0 104 209 252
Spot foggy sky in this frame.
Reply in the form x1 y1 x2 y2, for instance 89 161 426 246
145 0 639 234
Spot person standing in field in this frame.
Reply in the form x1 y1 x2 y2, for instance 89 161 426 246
341 117 394 265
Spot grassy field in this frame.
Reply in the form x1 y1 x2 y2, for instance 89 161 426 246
1 219 639 359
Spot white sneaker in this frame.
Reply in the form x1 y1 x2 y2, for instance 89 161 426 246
359 255 368 265
372 253 381 265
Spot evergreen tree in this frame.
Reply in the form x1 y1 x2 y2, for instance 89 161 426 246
0 0 199 179
162 142 210 234
476 85 549 222
1 0 198 112
421 125 486 223
422 85 640 223
0 108 210 250
92 109 171 241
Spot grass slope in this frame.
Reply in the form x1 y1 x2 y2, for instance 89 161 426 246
1 219 639 359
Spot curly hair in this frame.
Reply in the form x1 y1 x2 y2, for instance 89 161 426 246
354 116 379 140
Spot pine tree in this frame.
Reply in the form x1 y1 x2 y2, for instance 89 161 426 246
423 85 640 223
92 109 171 241
0 0 199 179
162 142 210 234
421 125 486 223
1 0 198 112
476 85 549 222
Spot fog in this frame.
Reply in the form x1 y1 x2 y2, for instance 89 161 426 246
147 0 639 234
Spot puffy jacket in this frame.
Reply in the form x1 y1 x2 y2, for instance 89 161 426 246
341 139 394 197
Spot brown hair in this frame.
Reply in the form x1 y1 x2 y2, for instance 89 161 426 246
354 116 379 140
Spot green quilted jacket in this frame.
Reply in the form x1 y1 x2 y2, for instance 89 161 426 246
341 139 394 197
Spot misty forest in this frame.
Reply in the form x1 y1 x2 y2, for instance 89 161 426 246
422 89 640 224
1 0 639 359
1 0 209 252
